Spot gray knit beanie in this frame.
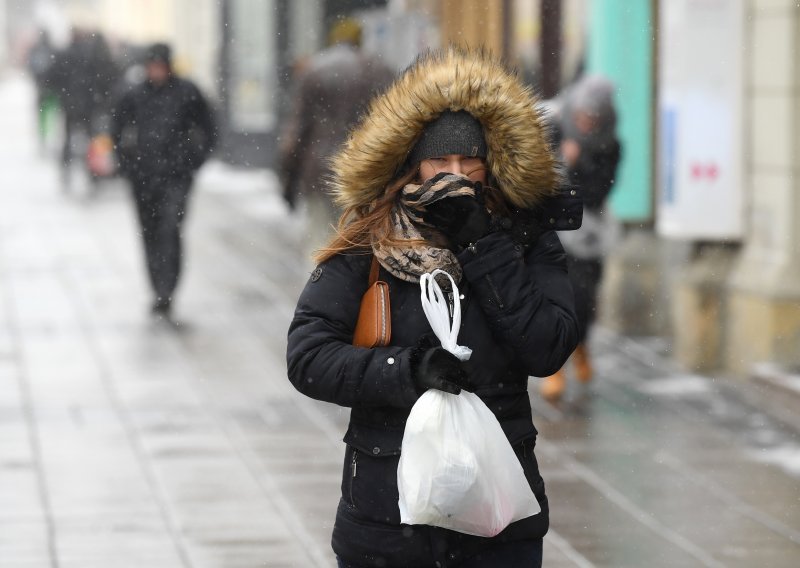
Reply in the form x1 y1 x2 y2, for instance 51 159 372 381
407 110 487 166
145 42 172 65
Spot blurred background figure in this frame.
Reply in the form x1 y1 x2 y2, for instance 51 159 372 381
47 28 119 191
278 17 394 262
541 74 622 402
25 27 57 154
111 42 216 319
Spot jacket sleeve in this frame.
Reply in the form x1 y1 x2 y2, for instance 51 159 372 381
458 230 579 376
110 91 135 175
182 84 217 167
277 71 315 206
286 256 421 409
111 91 129 145
570 140 621 209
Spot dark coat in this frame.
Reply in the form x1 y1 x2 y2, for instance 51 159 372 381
111 76 216 181
557 74 621 214
287 229 578 567
48 33 119 125
278 44 394 208
568 139 621 212
27 34 55 90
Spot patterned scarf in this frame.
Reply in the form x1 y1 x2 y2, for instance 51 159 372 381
373 173 477 285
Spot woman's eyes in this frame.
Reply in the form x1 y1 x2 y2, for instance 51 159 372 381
425 157 486 178
429 157 483 166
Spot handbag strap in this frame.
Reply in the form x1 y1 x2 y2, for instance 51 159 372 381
369 256 380 286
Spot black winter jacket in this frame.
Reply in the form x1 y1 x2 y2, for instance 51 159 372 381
287 229 578 567
568 139 621 212
111 76 216 181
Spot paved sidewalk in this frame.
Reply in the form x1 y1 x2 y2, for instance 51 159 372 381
2 73 799 568
1 73 340 568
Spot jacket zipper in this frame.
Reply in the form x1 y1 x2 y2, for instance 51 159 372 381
484 275 505 309
349 449 358 505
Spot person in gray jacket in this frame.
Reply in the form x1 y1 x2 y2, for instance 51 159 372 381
278 18 394 260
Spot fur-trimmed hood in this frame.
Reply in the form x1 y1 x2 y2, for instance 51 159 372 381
330 46 560 211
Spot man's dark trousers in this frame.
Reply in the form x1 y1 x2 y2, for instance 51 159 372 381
130 174 193 307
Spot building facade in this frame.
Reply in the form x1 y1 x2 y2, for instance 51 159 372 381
31 0 799 378
440 0 800 379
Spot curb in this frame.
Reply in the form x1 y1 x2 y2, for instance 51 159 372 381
751 362 800 399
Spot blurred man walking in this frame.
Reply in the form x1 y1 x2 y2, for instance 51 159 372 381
278 18 394 260
111 43 216 318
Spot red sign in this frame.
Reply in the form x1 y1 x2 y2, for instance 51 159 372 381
690 162 719 181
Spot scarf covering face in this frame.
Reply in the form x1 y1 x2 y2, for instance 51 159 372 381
373 173 477 285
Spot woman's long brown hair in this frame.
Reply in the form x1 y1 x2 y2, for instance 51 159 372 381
313 169 510 265
313 168 419 264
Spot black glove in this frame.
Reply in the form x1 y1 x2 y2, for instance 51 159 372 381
420 179 490 249
411 346 472 395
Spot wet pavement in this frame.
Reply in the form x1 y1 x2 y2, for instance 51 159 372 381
1 73 799 567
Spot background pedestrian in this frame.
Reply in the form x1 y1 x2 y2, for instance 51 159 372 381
278 17 394 262
25 28 57 154
48 28 118 191
540 74 622 402
111 42 216 318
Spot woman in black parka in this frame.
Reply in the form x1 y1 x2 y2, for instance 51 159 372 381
287 47 579 568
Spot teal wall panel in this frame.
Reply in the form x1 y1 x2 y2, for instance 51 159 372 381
587 0 654 222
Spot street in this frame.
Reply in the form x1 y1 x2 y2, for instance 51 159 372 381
1 73 799 567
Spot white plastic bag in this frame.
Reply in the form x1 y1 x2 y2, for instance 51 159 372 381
397 270 541 537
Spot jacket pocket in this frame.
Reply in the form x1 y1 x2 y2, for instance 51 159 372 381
340 444 402 525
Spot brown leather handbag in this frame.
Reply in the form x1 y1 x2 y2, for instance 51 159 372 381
352 256 391 348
